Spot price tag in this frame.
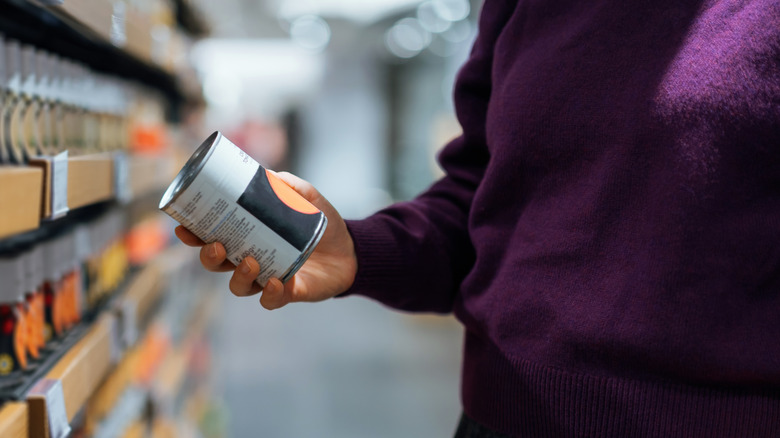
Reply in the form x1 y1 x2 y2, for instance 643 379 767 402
28 378 71 438
120 299 138 348
51 150 69 218
108 315 123 364
32 151 69 221
111 1 127 47
114 151 131 204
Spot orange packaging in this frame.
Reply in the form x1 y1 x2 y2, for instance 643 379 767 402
43 236 66 341
21 249 40 360
0 255 28 373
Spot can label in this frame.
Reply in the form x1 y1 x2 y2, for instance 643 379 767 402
161 133 326 286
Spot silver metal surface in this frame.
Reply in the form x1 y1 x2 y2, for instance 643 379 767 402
280 213 327 283
159 131 221 211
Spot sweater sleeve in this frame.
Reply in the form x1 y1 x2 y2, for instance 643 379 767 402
341 0 515 313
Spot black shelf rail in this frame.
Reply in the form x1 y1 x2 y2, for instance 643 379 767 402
0 265 140 403
0 201 115 255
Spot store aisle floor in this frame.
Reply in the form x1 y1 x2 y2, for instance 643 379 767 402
211 278 464 438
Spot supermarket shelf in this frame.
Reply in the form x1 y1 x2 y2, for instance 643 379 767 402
0 166 44 239
128 154 175 202
86 345 142 432
119 263 164 332
87 266 216 437
28 314 116 438
0 319 95 403
0 258 165 433
0 0 183 107
155 342 189 407
23 260 164 438
124 418 177 438
0 151 174 245
89 265 162 426
0 402 28 438
68 154 116 211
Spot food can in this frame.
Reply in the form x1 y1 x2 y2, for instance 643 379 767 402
159 131 327 286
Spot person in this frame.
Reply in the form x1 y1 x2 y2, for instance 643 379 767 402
176 0 780 436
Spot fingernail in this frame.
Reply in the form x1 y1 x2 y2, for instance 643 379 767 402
240 260 251 274
209 244 219 259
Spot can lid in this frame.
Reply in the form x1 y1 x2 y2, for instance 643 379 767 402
75 224 91 262
0 256 23 301
91 215 106 254
36 50 50 100
19 249 32 296
57 233 71 277
64 231 78 271
43 238 61 281
0 35 6 87
159 131 222 210
5 39 21 93
32 244 44 291
49 54 62 102
20 45 36 98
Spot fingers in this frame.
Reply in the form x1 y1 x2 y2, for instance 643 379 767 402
199 242 235 272
259 277 295 310
175 226 205 247
176 228 233 272
229 258 263 297
178 220 303 307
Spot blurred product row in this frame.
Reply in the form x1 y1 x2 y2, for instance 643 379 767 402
0 205 224 437
0 0 221 437
0 29 177 239
0 36 133 163
0 212 128 377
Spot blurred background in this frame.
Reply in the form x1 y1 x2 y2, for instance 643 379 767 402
0 0 481 436
184 0 483 436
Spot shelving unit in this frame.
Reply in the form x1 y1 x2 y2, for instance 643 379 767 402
27 314 115 437
0 167 44 239
0 0 185 108
0 0 215 436
0 402 28 438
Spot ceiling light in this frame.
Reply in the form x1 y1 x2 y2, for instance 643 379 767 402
289 15 331 52
432 0 470 22
416 1 451 33
385 17 431 59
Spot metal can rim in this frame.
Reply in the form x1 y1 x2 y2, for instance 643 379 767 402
158 131 222 211
279 214 328 283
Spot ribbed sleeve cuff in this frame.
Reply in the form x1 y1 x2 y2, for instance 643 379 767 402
338 218 407 300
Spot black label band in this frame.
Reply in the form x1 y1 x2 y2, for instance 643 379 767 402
237 169 322 252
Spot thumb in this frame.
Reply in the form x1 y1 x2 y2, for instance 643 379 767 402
271 171 323 206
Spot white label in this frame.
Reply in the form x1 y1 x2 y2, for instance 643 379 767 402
168 187 301 286
51 150 68 218
166 138 302 286
29 379 71 438
114 151 130 203
111 2 127 47
108 314 122 364
120 299 138 349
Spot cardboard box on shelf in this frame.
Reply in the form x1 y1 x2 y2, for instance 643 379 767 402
0 402 28 438
0 166 44 239
68 154 115 210
27 314 116 438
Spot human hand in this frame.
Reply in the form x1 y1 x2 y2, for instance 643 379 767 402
174 171 357 310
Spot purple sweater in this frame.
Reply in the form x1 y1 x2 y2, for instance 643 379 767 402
345 0 780 435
